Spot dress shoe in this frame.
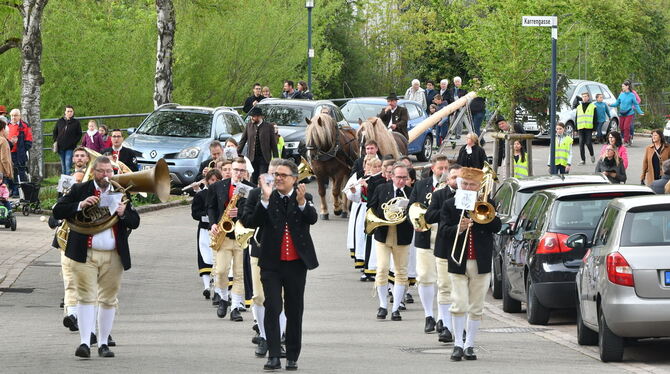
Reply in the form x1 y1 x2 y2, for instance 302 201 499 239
450 346 464 361
63 314 78 332
252 334 262 345
60 299 64 308
255 338 269 357
263 357 281 370
360 274 368 282
398 301 406 311
203 289 211 300
212 293 221 306
436 319 444 333
404 293 414 304
439 328 453 343
108 335 116 347
230 307 243 322
376 307 388 319
286 360 298 371
391 310 402 321
217 299 229 318
280 345 287 358
424 316 436 333
75 343 90 358
464 347 477 360
98 344 115 358
90 332 97 346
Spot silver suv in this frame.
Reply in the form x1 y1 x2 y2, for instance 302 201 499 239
124 104 245 186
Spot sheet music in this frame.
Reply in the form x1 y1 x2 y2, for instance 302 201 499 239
454 189 477 211
57 174 76 193
99 192 123 215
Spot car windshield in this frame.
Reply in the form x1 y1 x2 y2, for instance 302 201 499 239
513 191 534 215
258 105 313 127
565 83 577 101
549 198 613 231
341 102 383 123
621 209 670 246
137 110 212 138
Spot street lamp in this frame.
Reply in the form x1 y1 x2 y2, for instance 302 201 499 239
306 0 314 92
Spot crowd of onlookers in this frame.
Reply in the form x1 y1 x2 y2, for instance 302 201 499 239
242 80 313 114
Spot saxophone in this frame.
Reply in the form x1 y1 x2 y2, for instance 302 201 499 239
210 192 242 250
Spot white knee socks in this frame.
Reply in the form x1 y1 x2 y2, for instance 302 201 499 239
231 293 243 310
279 311 287 336
438 303 452 333
465 319 480 348
392 284 406 313
452 315 466 348
254 305 266 339
66 305 78 318
77 304 95 347
377 284 389 309
98 307 116 347
417 284 435 318
201 274 211 290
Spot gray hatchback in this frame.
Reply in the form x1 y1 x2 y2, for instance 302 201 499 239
569 195 670 362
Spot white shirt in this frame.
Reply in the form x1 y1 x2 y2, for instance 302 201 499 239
78 181 116 251
261 188 307 210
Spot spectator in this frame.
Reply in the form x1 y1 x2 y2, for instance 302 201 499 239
243 83 264 114
424 80 437 111
428 104 438 116
547 122 572 175
0 105 7 124
595 145 626 184
469 78 486 136
447 77 468 140
433 94 449 146
0 121 13 189
7 108 33 196
0 174 10 213
641 129 670 186
650 159 670 194
53 105 83 175
512 140 529 178
456 133 487 169
404 79 427 110
80 120 105 153
572 91 597 165
101 129 140 172
495 115 525 169
282 80 300 99
237 106 277 184
593 93 610 144
438 79 449 98
599 131 628 169
378 93 409 139
262 86 272 99
98 124 113 149
610 80 643 146
273 123 284 157
630 83 642 144
297 81 313 100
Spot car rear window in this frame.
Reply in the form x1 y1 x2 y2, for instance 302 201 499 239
137 110 212 138
549 198 616 231
621 207 670 246
341 102 383 123
259 105 313 127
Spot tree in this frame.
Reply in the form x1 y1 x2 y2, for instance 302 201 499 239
154 0 175 108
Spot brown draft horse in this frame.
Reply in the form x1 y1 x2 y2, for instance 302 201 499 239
356 117 408 158
305 114 359 220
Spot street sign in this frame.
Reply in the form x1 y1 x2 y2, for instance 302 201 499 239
522 16 556 27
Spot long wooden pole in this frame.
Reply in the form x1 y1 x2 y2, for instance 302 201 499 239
407 91 478 143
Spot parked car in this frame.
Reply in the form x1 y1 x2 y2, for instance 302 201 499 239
246 99 348 165
517 79 619 139
490 174 610 299
500 184 653 325
663 115 670 143
570 195 670 362
340 97 433 161
124 103 245 186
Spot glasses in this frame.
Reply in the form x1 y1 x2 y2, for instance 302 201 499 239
273 173 295 179
232 168 247 173
94 169 114 174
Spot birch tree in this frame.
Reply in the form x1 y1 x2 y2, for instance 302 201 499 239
154 0 175 108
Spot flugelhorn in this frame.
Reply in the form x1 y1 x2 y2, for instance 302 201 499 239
182 160 217 192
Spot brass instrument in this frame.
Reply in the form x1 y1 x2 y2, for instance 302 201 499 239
182 160 217 192
364 196 409 235
298 157 314 181
408 192 432 232
234 221 256 248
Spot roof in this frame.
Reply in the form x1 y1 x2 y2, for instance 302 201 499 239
345 97 418 105
257 98 335 107
508 174 609 191
540 184 653 199
610 194 670 211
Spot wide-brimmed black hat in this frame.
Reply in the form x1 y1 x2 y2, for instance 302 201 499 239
386 93 399 101
248 106 263 116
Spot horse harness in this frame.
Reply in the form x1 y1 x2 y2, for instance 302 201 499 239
305 124 357 167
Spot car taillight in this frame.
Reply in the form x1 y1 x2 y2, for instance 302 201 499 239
536 232 571 254
606 252 634 287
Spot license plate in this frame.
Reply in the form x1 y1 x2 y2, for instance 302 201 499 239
524 123 538 131
665 271 670 286
141 164 154 171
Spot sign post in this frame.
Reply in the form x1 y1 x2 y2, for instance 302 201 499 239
522 16 558 174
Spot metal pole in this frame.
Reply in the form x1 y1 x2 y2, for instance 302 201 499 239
549 16 558 174
307 6 313 91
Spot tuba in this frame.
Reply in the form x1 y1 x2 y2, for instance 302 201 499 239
364 196 409 235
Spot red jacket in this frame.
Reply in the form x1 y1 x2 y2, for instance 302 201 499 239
7 120 33 153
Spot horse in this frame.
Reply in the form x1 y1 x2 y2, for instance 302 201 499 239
356 117 408 158
305 114 359 220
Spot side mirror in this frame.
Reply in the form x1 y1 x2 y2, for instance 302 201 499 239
218 133 232 141
126 127 136 135
566 233 588 250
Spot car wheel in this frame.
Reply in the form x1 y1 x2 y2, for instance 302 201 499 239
565 121 576 141
10 216 16 231
576 300 598 346
416 135 432 162
501 266 522 313
526 277 550 325
598 310 624 362
491 255 502 299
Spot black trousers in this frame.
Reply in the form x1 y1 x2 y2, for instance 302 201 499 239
242 247 253 303
579 128 594 161
261 260 307 361
251 156 269 185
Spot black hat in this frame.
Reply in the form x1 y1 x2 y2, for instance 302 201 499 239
248 106 263 116
386 93 399 101
494 115 506 124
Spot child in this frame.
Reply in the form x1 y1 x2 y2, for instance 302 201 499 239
98 124 113 149
81 120 105 152
512 140 529 178
593 93 610 144
547 122 573 174
0 173 11 214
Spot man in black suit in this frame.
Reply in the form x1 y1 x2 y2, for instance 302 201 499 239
53 156 140 359
408 154 448 334
378 93 409 140
436 167 501 362
367 162 413 321
101 129 140 172
238 106 278 184
194 140 225 182
208 158 255 321
246 159 318 371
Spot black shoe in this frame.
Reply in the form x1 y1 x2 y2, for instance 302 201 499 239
63 314 78 332
450 346 464 361
203 289 211 300
255 338 268 357
464 347 477 360
398 301 406 311
280 345 287 358
360 274 368 282
263 357 281 370
75 343 90 358
217 299 229 318
108 335 116 347
424 316 436 333
439 328 454 343
98 344 115 358
90 332 97 346
405 293 414 304
230 307 243 322
391 310 402 321
60 299 64 308
253 323 260 334
376 307 387 319
436 319 444 333
252 334 262 345
212 293 221 306
286 360 298 371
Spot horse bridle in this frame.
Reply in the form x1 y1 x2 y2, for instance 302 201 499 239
305 124 357 167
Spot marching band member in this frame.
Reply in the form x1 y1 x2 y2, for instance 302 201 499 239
191 169 223 299
361 159 386 281
345 154 379 270
437 167 501 361
100 129 140 172
408 154 448 333
210 158 234 306
207 158 255 321
367 162 413 321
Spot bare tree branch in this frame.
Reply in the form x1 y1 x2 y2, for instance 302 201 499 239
0 36 19 54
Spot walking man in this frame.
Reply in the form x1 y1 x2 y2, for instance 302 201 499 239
53 106 82 175
238 106 277 184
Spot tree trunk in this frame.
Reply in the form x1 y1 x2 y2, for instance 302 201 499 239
153 0 175 109
21 0 48 182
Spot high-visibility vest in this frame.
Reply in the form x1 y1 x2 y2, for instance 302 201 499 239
276 136 285 158
514 154 529 178
576 103 596 130
555 135 573 166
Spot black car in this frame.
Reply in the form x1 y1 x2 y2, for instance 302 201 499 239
249 99 349 164
490 174 610 299
500 184 653 325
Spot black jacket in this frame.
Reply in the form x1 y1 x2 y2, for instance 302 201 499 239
435 197 501 274
101 146 140 172
191 188 210 230
243 94 264 114
456 145 487 169
408 177 436 249
53 117 82 151
240 187 262 257
248 190 319 270
238 120 278 163
52 180 140 271
367 182 413 246
425 186 455 254
378 106 409 139
195 157 214 182
207 178 255 240
446 87 467 104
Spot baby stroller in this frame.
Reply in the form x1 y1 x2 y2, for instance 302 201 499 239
15 181 41 216
0 201 17 231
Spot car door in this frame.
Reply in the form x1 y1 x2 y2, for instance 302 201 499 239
506 194 544 298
